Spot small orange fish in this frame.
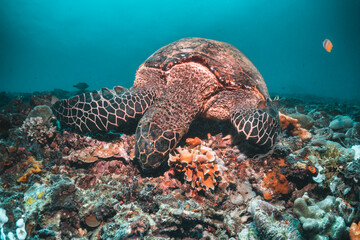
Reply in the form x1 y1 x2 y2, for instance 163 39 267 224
323 39 333 52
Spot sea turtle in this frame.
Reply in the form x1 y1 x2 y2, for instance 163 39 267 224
52 37 280 171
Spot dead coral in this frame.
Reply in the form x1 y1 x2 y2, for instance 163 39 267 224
279 113 312 141
92 142 128 159
158 169 182 194
250 199 303 239
63 138 130 164
168 145 226 192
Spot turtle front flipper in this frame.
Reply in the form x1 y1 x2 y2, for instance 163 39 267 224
135 62 219 170
51 87 156 134
230 98 280 149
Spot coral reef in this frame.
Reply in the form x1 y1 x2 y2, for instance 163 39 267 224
0 208 27 240
293 192 354 240
350 222 360 240
262 171 291 200
250 199 303 240
168 144 227 191
330 115 354 131
19 116 57 145
279 113 312 140
0 92 360 239
17 156 42 183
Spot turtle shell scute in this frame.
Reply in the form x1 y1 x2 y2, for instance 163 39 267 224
143 37 269 99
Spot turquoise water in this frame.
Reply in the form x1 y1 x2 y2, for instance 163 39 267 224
0 0 359 100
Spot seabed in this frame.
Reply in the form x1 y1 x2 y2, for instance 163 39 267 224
0 90 360 240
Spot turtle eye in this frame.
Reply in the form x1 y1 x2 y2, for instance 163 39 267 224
257 100 266 109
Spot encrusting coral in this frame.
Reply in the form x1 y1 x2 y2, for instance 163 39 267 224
262 171 291 200
168 139 226 191
18 156 42 183
279 113 312 141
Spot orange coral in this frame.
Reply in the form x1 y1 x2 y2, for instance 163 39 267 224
18 156 42 183
262 172 290 199
350 221 360 240
307 166 317 174
168 145 225 191
159 169 180 193
278 158 288 167
263 192 273 201
185 137 202 148
279 113 312 141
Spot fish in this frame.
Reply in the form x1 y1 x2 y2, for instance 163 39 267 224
73 82 89 90
323 39 333 53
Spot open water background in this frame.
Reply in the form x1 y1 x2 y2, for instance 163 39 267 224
0 0 359 100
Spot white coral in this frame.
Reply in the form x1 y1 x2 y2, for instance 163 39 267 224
352 145 360 160
16 219 27 240
0 208 8 240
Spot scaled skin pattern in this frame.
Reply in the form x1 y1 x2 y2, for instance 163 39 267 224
52 37 280 171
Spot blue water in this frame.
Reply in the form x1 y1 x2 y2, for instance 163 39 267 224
1 0 359 100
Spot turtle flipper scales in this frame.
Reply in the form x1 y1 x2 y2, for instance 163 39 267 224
51 87 156 133
230 98 280 148
135 62 216 170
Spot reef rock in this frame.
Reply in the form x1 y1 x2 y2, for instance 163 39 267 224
26 105 53 122
289 113 314 130
329 115 354 131
250 199 303 240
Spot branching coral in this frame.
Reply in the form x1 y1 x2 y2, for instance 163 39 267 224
20 116 57 145
279 113 312 141
168 145 226 191
308 143 351 187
